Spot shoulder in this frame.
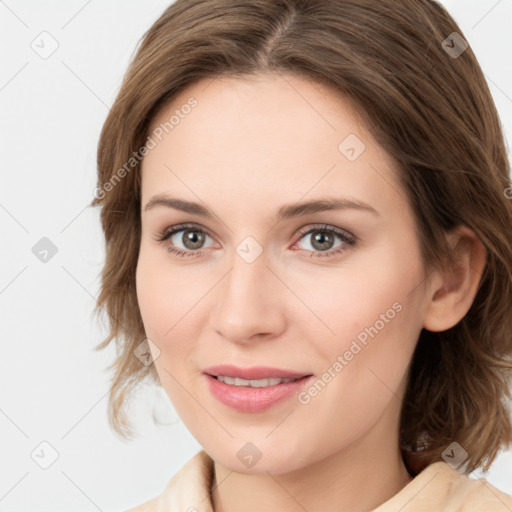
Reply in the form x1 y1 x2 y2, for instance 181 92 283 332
118 450 214 512
374 461 512 511
444 467 512 511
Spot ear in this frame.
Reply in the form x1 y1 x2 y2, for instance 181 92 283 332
422 226 487 332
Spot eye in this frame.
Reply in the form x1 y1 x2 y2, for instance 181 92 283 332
154 223 215 258
292 224 357 258
154 222 357 260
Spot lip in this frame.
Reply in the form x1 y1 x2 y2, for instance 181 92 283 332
205 373 314 413
202 364 312 380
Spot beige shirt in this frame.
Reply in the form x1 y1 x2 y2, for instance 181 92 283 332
126 449 512 511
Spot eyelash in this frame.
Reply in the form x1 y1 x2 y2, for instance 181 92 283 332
154 222 357 259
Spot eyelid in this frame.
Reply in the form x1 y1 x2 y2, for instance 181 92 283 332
155 222 355 242
293 223 356 245
154 222 215 242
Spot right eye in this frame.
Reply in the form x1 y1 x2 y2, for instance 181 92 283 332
154 223 216 258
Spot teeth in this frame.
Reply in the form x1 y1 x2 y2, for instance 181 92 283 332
216 375 300 387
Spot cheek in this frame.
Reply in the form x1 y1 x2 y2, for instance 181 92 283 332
294 244 425 410
135 244 213 385
135 248 200 405
136 244 197 337
292 248 423 354
135 251 167 337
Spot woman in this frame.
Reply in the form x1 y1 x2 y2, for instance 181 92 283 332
92 0 512 510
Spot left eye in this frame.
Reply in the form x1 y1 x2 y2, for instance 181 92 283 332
292 224 356 258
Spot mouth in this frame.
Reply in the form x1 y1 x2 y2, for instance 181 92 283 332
204 372 315 413
208 374 312 388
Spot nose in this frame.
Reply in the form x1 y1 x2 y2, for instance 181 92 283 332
210 248 286 344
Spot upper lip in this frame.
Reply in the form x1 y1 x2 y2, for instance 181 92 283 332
203 365 313 380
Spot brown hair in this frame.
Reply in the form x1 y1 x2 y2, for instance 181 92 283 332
92 0 512 474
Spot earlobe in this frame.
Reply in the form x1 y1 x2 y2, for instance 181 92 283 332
422 226 487 333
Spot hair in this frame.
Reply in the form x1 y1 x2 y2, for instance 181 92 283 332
92 0 512 474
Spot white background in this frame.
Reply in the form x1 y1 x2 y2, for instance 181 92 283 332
1 1 511 510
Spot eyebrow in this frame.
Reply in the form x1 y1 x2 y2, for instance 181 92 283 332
143 195 380 222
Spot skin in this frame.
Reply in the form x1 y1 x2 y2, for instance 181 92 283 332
136 72 486 512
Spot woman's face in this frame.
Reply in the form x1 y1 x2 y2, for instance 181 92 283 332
136 72 431 474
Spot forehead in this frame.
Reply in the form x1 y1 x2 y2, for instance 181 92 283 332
147 72 368 155
141 72 407 221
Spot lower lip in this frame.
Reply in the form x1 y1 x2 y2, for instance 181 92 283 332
205 374 313 412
